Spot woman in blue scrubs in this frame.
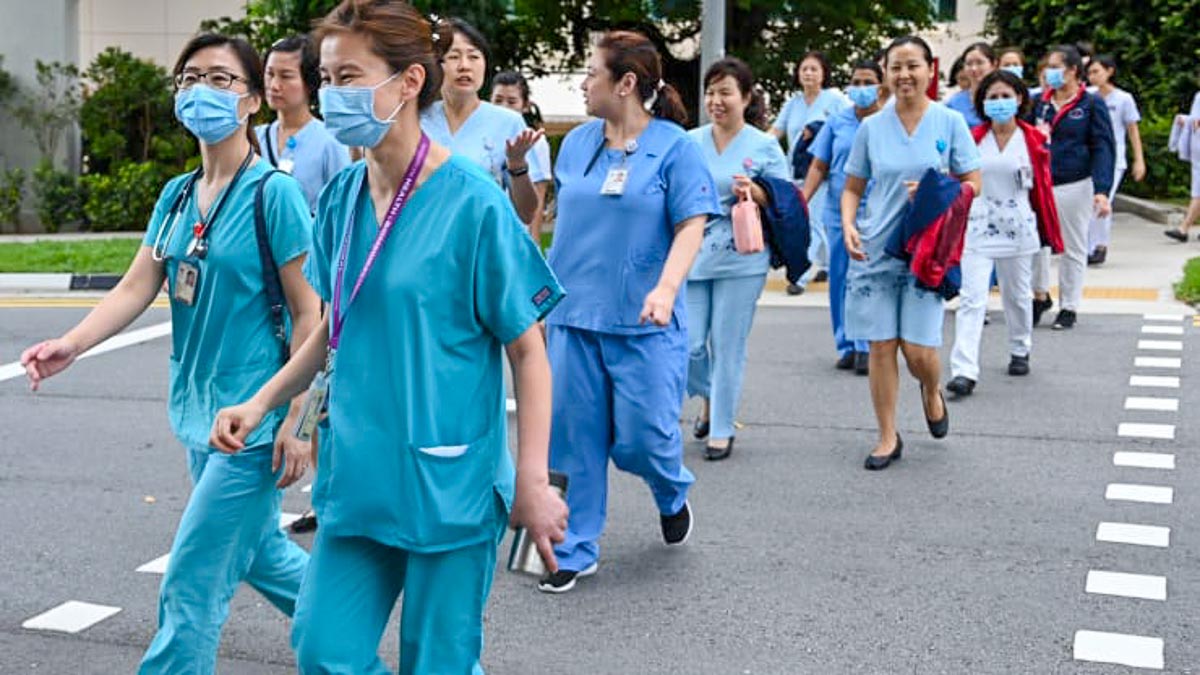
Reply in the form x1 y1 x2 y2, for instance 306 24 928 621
803 59 889 375
257 34 351 213
211 3 567 671
772 51 848 294
491 70 555 242
946 42 997 128
539 30 720 593
841 36 982 471
21 34 320 673
420 18 548 225
686 57 788 461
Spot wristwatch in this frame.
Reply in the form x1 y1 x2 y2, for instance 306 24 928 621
507 164 530 178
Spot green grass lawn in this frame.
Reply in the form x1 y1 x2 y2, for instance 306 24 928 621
1175 257 1200 305
0 239 141 274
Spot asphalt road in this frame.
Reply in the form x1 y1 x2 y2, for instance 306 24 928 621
0 304 1195 673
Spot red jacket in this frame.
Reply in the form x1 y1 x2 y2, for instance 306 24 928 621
971 120 1064 254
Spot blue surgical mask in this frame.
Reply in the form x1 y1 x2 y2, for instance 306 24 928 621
1045 67 1066 89
983 98 1019 123
319 72 404 149
847 85 880 110
174 85 248 145
1001 65 1024 79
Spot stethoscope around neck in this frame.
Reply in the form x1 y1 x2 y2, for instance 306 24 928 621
150 170 203 263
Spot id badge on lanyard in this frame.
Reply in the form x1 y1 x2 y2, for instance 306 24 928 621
174 260 200 306
601 167 629 195
293 367 328 442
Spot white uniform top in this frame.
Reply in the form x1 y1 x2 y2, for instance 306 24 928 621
1101 87 1141 171
967 128 1040 258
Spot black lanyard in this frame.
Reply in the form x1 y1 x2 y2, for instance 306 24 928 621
187 149 255 258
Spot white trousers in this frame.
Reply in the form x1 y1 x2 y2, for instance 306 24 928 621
951 250 1034 380
1088 168 1125 251
1032 179 1093 310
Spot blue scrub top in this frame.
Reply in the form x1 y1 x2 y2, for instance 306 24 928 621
773 89 849 159
687 124 789 280
255 119 351 212
304 157 564 553
421 101 550 187
810 106 874 228
844 102 981 276
946 90 984 128
546 118 720 335
143 161 313 450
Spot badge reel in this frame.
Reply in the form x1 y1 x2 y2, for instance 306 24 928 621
279 137 297 174
601 140 638 196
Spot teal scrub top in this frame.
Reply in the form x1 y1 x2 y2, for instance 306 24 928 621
844 102 981 276
142 161 313 450
546 118 720 335
420 101 550 186
303 157 564 553
773 89 849 160
687 124 789 280
810 106 873 228
255 119 351 213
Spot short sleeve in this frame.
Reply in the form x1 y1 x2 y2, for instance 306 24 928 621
844 120 872 180
1124 94 1142 124
773 97 793 132
757 136 791 181
141 175 190 247
663 138 720 228
263 173 314 268
305 172 355 302
810 121 835 164
947 112 982 176
532 136 552 183
473 199 564 344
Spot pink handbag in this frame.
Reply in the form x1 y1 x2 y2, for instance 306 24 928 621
731 189 765 254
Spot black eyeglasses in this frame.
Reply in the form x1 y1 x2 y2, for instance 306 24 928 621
175 70 247 91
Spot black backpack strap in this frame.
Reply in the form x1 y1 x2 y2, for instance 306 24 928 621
264 121 278 167
255 170 290 363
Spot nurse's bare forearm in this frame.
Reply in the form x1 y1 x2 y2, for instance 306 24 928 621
802 160 829 202
657 216 707 292
508 171 539 225
249 316 330 412
505 327 553 482
841 177 867 230
957 170 982 196
1128 123 1145 166
63 246 164 353
279 257 323 415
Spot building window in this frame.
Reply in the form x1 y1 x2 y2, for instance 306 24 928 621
932 0 957 21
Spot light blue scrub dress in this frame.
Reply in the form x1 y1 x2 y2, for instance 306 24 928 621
138 161 313 674
843 102 981 347
421 101 550 187
946 89 984 128
809 106 872 358
545 118 720 573
773 88 849 278
255 119 351 212
686 123 788 441
294 157 563 674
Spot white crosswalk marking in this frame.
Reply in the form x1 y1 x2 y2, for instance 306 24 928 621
1105 483 1174 505
136 554 171 575
1085 570 1167 601
1096 522 1170 548
1073 630 1164 669
1113 452 1175 470
22 601 122 634
1134 356 1182 369
1118 423 1175 440
1141 325 1184 335
1129 375 1180 389
1123 397 1180 412
1137 340 1183 351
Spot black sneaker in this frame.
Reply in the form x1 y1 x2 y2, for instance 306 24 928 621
946 376 975 396
537 562 598 594
836 352 856 370
661 501 693 545
813 270 829 283
1052 309 1076 330
854 352 870 376
1087 247 1107 266
1164 228 1188 242
786 282 805 296
289 510 318 534
1032 296 1053 326
1008 354 1030 376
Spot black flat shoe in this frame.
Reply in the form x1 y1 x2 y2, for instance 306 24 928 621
289 510 318 534
854 352 869 375
920 385 949 439
864 433 903 470
946 375 975 396
693 416 710 440
836 352 856 370
1164 228 1188 242
705 437 734 461
786 282 805 296
1032 296 1053 326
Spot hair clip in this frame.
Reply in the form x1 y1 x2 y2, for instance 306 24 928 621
656 79 666 91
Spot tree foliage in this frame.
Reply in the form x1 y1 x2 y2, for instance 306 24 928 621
10 61 82 164
984 0 1200 117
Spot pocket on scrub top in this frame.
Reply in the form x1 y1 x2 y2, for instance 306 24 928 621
405 429 500 547
617 254 665 327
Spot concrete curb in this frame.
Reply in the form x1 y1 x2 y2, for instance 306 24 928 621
0 273 120 292
1114 194 1184 225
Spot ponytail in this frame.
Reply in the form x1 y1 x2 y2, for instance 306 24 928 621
648 81 688 126
598 30 688 127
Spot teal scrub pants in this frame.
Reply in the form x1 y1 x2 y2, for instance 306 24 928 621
292 533 496 674
547 325 694 572
139 444 309 674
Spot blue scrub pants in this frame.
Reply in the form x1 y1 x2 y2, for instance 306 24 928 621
826 223 868 357
139 445 308 674
800 185 829 285
547 325 694 572
686 274 766 440
292 533 495 674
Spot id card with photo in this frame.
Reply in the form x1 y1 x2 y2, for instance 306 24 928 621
601 168 629 196
174 261 200 306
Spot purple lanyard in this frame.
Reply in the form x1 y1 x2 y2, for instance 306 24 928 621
330 133 430 352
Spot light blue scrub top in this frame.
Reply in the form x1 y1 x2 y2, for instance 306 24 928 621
946 90 984 128
844 102 982 277
773 88 849 160
254 119 351 212
546 118 720 335
143 161 313 450
420 101 550 186
304 157 564 553
687 124 789 280
810 106 874 229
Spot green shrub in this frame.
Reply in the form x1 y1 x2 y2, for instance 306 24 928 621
1122 115 1193 202
82 162 165 232
1174 257 1200 305
32 160 85 232
0 168 24 226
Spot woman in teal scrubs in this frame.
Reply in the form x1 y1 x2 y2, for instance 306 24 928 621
420 18 548 225
686 57 788 461
841 36 982 471
538 31 720 593
210 3 567 672
21 34 320 673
